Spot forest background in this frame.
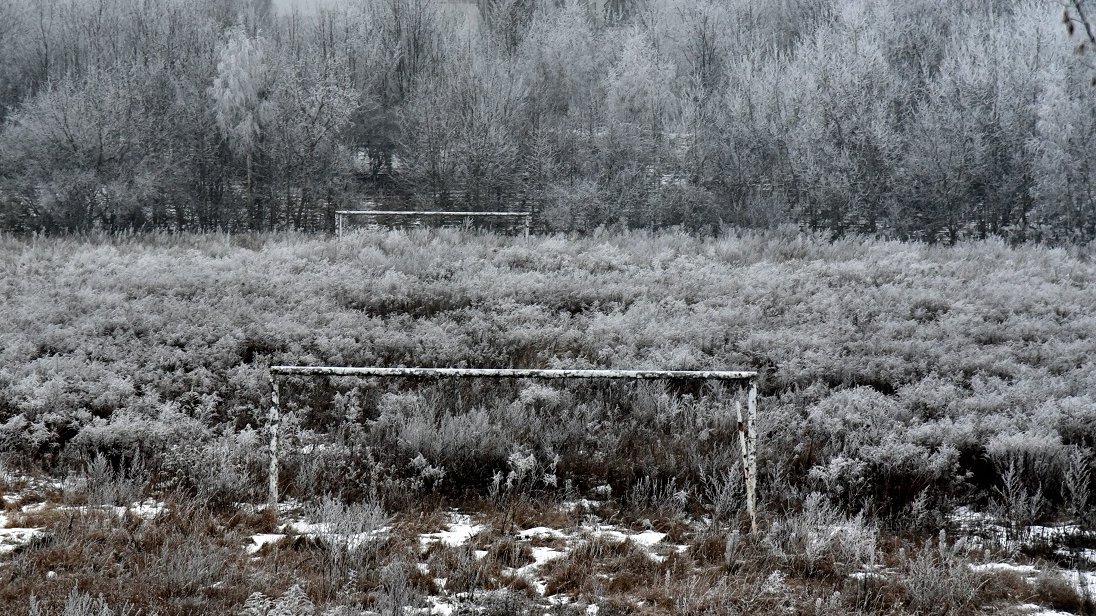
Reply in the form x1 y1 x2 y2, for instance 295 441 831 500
2 0 1096 242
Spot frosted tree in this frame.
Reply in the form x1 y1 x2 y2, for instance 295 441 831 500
478 0 537 55
517 0 603 153
708 54 797 226
604 27 675 224
661 0 734 203
783 0 901 235
210 25 271 229
1064 0 1096 49
608 28 673 134
0 64 176 231
669 0 732 93
0 0 30 121
1030 3 1096 242
898 4 1046 242
264 50 359 230
455 57 525 209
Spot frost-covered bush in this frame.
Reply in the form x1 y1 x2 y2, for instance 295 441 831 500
241 585 316 616
765 492 878 578
161 427 266 508
28 588 126 616
67 400 208 470
0 230 1093 519
899 531 982 616
79 454 146 507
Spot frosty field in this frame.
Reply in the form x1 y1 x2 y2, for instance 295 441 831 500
1 229 1095 615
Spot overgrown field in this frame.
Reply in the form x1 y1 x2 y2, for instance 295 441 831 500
1 229 1095 614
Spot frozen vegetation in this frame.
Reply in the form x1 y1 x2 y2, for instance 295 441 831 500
1 0 1095 242
1 0 1095 611
0 228 1094 613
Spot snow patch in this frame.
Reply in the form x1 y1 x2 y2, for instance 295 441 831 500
126 499 167 520
419 513 484 548
0 512 44 555
560 498 605 512
19 500 165 520
1016 604 1077 616
970 563 1038 575
0 526 43 555
518 526 568 541
1064 570 1096 599
587 526 666 547
427 597 454 615
247 533 286 554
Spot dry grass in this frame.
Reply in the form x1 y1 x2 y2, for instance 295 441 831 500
1 489 1088 616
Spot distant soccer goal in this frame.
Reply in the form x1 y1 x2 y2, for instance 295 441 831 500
266 366 760 531
335 209 533 237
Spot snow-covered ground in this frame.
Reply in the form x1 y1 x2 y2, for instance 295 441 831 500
241 507 683 611
417 514 484 549
5 472 1094 616
1 498 167 556
948 508 1096 612
0 513 44 555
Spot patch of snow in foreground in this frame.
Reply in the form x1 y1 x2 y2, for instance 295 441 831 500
588 527 667 548
1056 547 1096 566
516 546 567 573
19 500 166 520
427 597 454 615
247 533 287 554
561 498 606 512
507 545 569 596
518 526 569 541
419 514 484 548
1064 570 1096 599
282 522 390 551
950 507 1084 553
1016 604 1075 616
123 499 167 520
969 563 1038 575
0 513 44 555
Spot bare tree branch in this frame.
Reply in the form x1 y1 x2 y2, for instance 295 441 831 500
1066 0 1096 46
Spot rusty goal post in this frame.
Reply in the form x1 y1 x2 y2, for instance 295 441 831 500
335 210 533 237
267 366 759 531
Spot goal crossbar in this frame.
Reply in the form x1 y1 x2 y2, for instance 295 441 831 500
267 366 759 531
335 210 533 237
271 366 756 380
335 210 531 217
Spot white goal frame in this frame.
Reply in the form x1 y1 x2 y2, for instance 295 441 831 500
335 210 532 237
267 366 759 531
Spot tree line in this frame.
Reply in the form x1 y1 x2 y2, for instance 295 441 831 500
0 0 1094 242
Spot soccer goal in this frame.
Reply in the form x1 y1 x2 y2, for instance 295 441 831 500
335 210 533 237
266 366 759 531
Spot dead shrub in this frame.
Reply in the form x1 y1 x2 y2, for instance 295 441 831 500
1031 570 1084 614
897 532 983 616
484 536 534 569
764 492 877 579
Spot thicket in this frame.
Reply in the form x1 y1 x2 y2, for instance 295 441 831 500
1 0 1096 242
1 229 1094 529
